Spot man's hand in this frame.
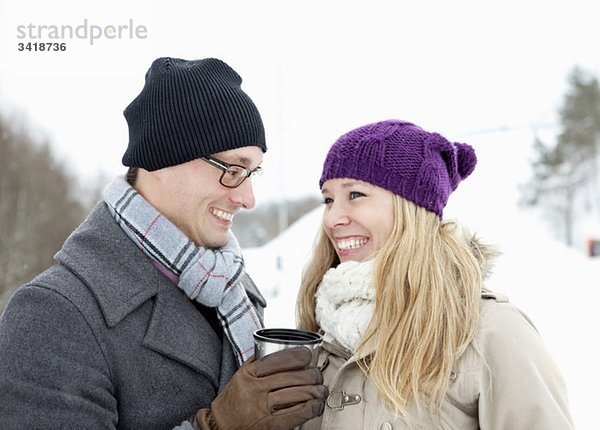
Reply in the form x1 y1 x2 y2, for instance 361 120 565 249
194 347 327 430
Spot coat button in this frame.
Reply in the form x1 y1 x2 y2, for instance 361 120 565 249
379 423 393 430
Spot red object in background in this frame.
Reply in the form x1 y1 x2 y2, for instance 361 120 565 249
587 238 600 257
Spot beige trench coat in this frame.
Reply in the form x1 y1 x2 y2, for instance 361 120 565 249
300 293 573 430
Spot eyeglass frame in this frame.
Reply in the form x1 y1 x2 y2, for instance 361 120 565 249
201 155 263 189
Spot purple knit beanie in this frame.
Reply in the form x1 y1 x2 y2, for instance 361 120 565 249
319 120 477 218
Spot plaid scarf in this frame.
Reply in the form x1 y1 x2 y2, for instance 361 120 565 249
103 176 262 366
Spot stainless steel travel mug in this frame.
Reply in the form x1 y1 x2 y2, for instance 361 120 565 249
253 328 322 359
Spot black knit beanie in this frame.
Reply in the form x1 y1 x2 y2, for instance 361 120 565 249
122 57 266 171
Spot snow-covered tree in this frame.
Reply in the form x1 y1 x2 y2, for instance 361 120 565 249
521 67 600 246
0 113 87 312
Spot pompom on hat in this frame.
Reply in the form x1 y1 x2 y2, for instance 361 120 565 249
122 57 266 171
319 120 477 218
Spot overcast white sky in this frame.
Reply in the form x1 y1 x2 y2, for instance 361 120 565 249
2 0 600 205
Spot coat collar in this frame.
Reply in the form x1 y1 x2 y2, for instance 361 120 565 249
55 202 241 380
57 202 160 327
57 202 267 324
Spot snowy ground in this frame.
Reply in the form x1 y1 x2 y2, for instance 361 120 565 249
243 129 599 428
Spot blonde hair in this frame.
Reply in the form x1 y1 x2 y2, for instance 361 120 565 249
296 196 483 417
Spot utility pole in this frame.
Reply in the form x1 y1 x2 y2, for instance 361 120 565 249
276 59 288 274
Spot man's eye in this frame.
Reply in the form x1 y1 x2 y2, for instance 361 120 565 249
350 191 365 199
322 197 333 205
226 168 242 178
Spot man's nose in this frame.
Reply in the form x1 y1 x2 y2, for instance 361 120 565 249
230 179 256 209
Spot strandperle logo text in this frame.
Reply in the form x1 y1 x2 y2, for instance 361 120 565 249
16 19 148 45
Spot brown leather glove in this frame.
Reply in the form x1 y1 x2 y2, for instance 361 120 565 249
194 346 327 430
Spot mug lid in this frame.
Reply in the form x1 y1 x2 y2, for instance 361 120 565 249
253 328 322 345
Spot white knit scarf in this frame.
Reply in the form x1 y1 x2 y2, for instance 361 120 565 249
103 176 262 366
315 259 376 352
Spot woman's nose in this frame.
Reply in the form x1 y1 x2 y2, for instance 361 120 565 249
324 201 350 229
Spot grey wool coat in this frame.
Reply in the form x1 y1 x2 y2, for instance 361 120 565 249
0 202 266 429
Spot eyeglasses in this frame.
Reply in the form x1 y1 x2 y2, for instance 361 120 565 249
201 155 263 189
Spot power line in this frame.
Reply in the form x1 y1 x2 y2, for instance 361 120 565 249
456 122 559 138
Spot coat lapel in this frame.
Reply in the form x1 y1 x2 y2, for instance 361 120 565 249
143 280 223 386
57 202 238 386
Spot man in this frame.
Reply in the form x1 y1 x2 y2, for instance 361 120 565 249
0 57 327 429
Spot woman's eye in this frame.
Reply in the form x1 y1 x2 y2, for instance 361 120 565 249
349 191 365 199
322 197 333 205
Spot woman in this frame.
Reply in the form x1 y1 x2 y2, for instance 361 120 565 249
297 120 573 429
